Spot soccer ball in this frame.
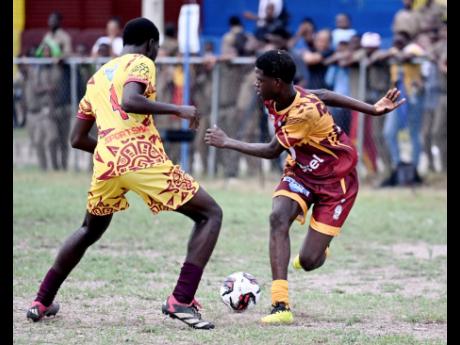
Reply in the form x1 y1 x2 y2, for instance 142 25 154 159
220 272 261 312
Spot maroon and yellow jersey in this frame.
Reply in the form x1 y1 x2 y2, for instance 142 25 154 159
77 54 168 180
265 86 358 184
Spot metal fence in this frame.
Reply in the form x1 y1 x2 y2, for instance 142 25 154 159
13 55 446 181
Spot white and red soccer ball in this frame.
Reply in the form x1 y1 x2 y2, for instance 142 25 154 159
220 272 261 312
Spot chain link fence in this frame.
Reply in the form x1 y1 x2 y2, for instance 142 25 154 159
13 55 447 182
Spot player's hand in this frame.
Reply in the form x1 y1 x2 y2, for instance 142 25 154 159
176 105 200 129
373 88 406 115
204 125 228 148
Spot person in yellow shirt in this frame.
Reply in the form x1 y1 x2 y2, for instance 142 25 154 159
26 18 221 330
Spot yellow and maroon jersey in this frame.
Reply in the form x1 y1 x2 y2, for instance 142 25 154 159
77 54 169 180
265 86 358 184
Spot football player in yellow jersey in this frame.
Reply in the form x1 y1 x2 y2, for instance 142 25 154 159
205 50 405 325
27 18 221 330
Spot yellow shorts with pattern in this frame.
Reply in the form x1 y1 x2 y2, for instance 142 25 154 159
87 163 199 216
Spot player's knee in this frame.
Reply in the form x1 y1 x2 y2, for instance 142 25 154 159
269 210 290 235
203 202 223 234
299 253 324 271
80 226 105 246
210 203 223 225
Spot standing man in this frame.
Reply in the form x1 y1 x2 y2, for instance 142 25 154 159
27 18 221 330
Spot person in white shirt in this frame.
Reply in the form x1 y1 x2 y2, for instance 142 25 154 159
331 13 357 49
243 0 284 27
91 17 123 57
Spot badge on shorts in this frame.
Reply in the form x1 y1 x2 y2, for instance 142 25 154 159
333 205 343 220
283 176 310 197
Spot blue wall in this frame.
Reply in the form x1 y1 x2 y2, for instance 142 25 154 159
202 0 402 51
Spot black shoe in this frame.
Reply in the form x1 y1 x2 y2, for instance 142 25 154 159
26 301 60 322
162 295 215 330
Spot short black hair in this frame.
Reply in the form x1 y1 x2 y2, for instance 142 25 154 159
255 50 296 83
229 16 242 27
302 17 316 29
396 30 412 42
123 17 160 46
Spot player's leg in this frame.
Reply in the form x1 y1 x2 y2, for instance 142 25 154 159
162 187 222 330
162 188 222 329
175 187 222 267
261 195 301 324
27 176 127 322
27 212 112 322
296 227 333 271
294 170 359 272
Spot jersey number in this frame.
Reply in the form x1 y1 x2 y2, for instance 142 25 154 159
109 85 129 120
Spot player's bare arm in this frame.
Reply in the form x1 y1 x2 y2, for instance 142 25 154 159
309 87 406 116
205 126 284 159
70 118 97 153
121 81 200 129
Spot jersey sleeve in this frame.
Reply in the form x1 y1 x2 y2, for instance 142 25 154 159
76 95 95 120
276 105 316 148
124 56 156 97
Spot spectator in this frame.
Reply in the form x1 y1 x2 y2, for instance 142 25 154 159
38 11 73 170
243 0 284 28
158 23 179 57
96 43 111 57
382 31 426 186
302 29 334 89
418 27 441 172
432 22 447 171
26 43 59 170
392 0 422 38
91 17 123 57
221 16 250 57
324 41 352 133
288 17 316 53
418 0 445 31
39 11 72 58
360 32 393 176
332 13 357 49
254 3 285 42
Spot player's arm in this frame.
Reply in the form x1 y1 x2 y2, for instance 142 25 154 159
121 81 200 129
70 118 97 153
205 126 284 159
308 88 406 116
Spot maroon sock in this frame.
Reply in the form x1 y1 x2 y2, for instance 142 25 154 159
172 262 203 304
35 268 67 307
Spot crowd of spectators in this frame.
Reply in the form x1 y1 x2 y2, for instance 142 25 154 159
13 0 447 187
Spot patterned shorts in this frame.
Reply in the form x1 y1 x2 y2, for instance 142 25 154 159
87 163 199 216
273 169 359 237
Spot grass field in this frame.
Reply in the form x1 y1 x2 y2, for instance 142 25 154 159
13 167 447 345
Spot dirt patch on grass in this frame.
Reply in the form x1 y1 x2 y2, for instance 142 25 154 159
293 264 445 298
390 243 447 260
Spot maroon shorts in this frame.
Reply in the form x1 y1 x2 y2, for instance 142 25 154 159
273 169 359 236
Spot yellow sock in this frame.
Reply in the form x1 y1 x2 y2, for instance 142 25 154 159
271 279 289 306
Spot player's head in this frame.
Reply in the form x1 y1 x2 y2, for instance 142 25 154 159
254 50 296 100
122 17 160 61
